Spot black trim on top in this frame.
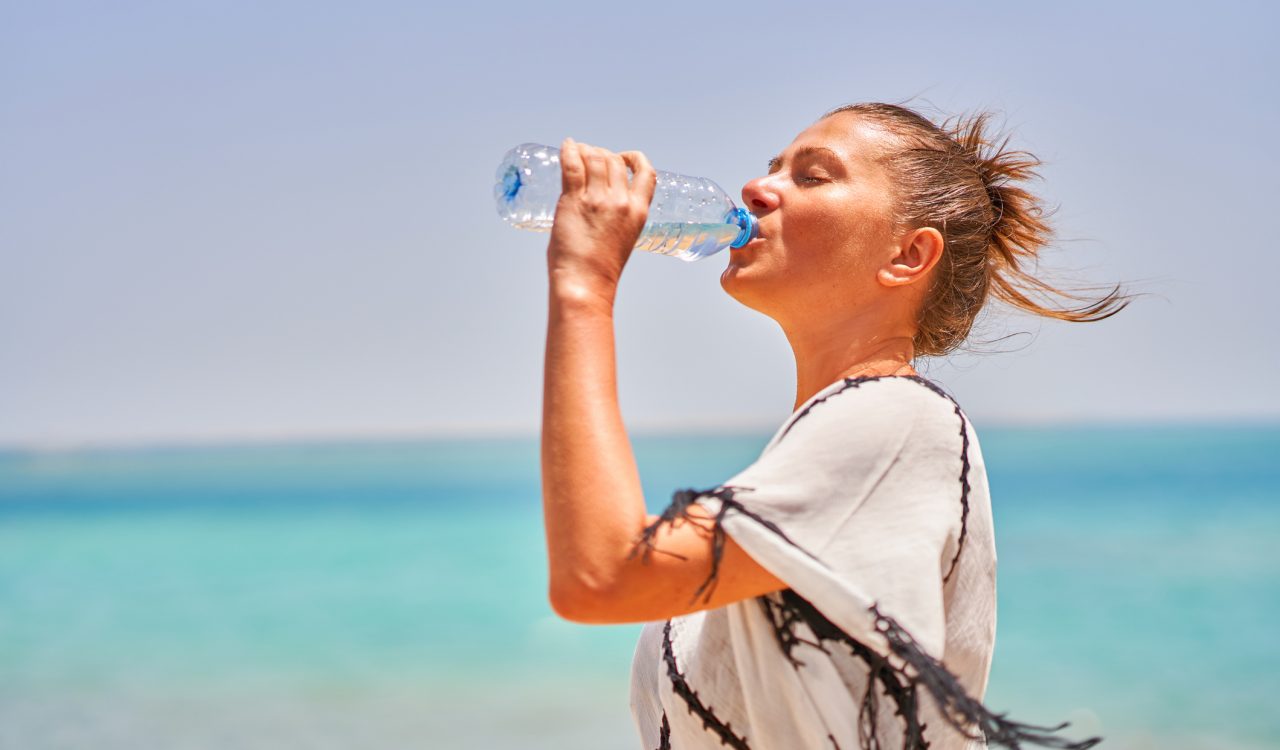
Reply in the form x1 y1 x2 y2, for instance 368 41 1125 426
774 374 974 583
655 711 670 750
899 376 972 584
663 619 751 749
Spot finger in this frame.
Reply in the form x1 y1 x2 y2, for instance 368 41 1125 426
580 144 610 196
604 151 627 196
620 151 658 206
560 137 584 194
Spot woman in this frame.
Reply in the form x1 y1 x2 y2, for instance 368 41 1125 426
539 102 1127 750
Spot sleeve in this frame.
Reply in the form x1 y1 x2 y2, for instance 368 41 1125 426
694 378 954 659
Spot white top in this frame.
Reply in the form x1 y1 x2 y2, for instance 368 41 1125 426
627 375 1000 750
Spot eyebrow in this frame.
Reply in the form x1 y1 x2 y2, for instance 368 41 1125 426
767 146 840 172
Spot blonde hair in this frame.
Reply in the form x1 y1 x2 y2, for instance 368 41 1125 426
823 102 1131 357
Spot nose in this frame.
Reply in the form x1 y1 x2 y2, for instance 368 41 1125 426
741 175 779 214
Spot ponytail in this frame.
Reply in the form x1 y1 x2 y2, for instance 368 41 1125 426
822 102 1132 356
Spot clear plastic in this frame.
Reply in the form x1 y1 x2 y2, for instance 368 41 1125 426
494 142 758 262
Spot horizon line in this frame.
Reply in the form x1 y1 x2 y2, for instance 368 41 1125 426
3 412 1280 455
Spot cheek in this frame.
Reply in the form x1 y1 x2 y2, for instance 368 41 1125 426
846 191 901 266
787 199 887 279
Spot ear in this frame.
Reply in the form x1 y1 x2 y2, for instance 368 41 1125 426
877 227 944 288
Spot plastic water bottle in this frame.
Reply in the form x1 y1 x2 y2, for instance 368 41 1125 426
494 142 759 262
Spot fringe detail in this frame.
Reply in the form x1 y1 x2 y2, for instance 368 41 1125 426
779 590 929 750
774 588 1101 750
870 602 1102 749
627 486 739 607
628 484 823 607
759 593 829 668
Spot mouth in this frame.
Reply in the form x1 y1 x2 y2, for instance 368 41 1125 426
730 222 766 254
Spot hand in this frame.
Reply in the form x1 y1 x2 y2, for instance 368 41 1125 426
547 138 658 301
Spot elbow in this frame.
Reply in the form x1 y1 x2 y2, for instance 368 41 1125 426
548 575 618 624
549 585 590 623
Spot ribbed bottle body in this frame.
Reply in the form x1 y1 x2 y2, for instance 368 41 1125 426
494 142 756 262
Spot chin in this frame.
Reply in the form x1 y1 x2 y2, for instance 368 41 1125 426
719 262 773 314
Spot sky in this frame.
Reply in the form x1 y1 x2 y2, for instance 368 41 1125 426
2 0 1278 449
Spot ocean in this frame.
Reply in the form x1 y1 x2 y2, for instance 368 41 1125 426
1 425 1277 749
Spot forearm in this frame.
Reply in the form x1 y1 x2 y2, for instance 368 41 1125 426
541 276 649 604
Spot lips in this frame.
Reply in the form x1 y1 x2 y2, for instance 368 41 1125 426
732 226 766 253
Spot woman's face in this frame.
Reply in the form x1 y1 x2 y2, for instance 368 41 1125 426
721 112 904 327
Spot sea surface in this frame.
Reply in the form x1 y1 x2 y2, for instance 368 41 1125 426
1 425 1277 749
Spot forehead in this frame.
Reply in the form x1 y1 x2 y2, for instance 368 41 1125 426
786 112 896 166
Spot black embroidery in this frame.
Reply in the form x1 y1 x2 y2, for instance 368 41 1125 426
899 375 972 584
655 711 671 750
663 619 751 749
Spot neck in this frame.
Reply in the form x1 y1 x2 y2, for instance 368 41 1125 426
782 310 917 412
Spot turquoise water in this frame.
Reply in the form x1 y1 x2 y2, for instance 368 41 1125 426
1 426 1277 749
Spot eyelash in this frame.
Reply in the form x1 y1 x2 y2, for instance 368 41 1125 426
765 167 827 184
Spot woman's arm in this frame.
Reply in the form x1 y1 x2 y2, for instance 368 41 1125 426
540 139 786 623
539 137 653 611
541 280 648 606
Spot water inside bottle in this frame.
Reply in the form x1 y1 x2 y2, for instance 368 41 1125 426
635 222 742 262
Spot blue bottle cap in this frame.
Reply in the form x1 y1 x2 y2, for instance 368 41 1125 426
727 207 759 248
